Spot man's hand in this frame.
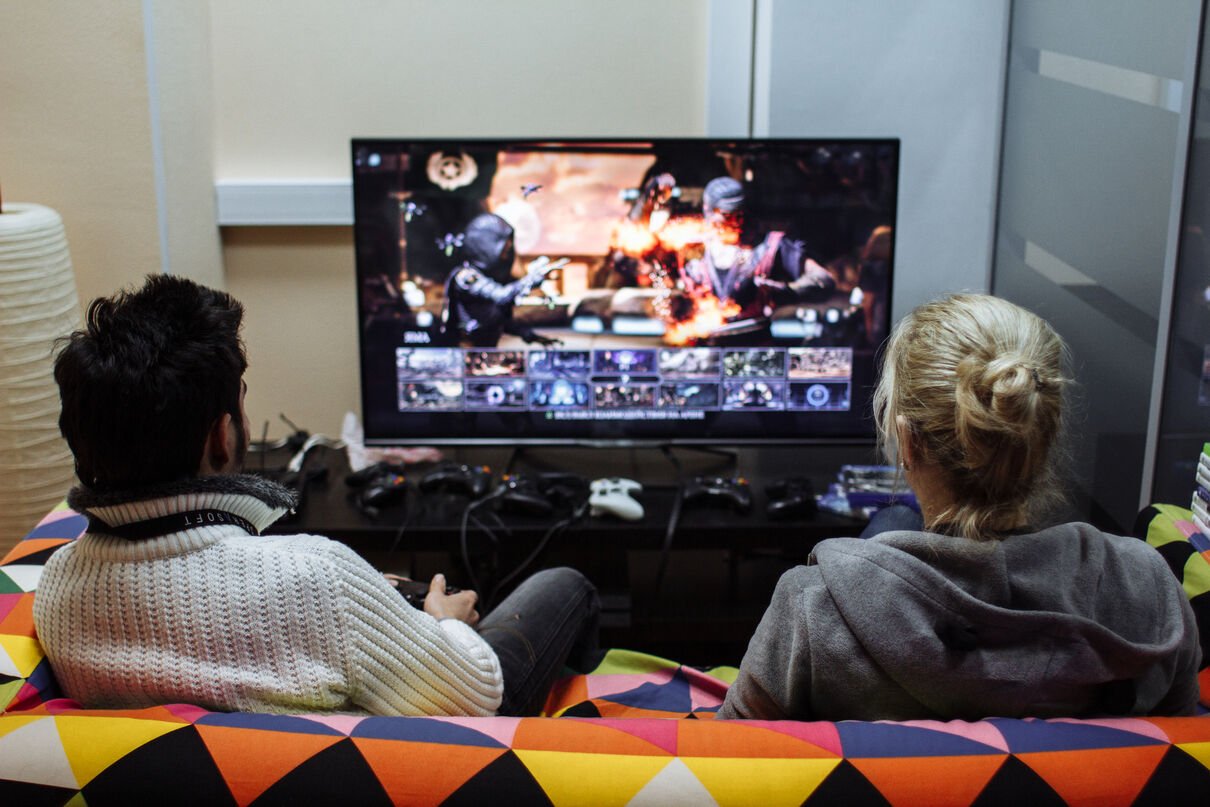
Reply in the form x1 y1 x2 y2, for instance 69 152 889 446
423 573 480 626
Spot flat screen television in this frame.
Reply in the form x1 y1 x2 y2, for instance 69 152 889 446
352 138 898 446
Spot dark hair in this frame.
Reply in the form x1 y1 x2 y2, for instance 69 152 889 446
54 274 247 491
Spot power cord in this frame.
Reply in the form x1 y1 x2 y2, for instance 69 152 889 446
654 446 686 596
484 495 589 610
459 488 508 598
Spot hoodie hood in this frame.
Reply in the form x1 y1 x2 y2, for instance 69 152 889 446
812 524 1195 717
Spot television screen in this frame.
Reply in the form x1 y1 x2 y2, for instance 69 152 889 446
352 138 897 445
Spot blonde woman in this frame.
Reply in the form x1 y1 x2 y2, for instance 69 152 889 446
718 294 1201 721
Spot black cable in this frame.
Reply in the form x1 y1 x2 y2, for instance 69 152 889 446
654 479 685 596
459 490 506 597
654 445 686 596
485 499 588 610
385 500 426 564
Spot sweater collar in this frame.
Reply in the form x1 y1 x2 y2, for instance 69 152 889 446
68 474 298 540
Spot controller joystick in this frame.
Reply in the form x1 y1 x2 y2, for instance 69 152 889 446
495 474 555 517
589 477 644 521
765 476 817 520
419 463 493 499
682 476 753 514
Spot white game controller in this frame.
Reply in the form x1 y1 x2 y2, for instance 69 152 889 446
589 477 644 521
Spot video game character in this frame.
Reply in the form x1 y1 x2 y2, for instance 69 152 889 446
440 213 564 347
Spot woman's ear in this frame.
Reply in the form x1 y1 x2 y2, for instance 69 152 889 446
895 415 916 471
199 413 234 475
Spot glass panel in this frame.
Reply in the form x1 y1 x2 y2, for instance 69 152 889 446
994 0 1200 532
1152 4 1210 507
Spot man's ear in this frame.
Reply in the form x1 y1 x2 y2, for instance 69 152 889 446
200 413 234 475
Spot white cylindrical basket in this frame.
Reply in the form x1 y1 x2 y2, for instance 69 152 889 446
0 203 82 557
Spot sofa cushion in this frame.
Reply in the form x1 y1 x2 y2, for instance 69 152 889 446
1134 503 1210 709
3 507 1210 805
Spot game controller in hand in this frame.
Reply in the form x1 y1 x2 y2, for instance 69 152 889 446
682 476 752 514
765 476 817 520
389 577 463 609
419 463 493 499
589 477 644 521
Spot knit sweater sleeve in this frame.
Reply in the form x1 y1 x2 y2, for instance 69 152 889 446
717 565 816 720
323 541 503 716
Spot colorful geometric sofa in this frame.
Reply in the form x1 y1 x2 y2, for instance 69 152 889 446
2 506 1209 806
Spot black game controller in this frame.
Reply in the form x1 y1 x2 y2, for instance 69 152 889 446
419 463 493 499
765 476 817 520
682 476 753 514
346 465 409 518
494 474 555 517
345 461 407 488
391 577 463 609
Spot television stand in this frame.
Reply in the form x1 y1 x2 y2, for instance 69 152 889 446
501 442 738 482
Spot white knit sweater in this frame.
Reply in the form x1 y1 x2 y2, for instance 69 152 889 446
31 477 503 716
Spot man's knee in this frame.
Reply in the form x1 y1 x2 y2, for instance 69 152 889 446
526 567 597 605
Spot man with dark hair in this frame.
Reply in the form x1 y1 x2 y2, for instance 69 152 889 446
33 274 600 717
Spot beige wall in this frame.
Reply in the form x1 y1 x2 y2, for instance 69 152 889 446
2 0 709 466
210 0 710 441
221 226 361 439
1 1 161 306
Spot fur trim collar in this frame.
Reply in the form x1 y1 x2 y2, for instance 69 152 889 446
67 474 299 513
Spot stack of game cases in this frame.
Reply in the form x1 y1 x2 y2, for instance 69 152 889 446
1192 442 1210 536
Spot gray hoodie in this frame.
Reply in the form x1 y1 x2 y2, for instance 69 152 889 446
717 523 1201 721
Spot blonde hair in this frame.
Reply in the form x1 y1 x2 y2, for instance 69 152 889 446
872 294 1069 540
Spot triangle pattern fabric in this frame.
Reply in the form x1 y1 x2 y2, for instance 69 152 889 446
440 749 553 807
678 719 842 759
680 755 842 807
1131 744 1210 804
0 779 79 807
53 713 188 789
0 715 79 789
195 711 345 736
1015 745 1169 806
0 538 72 567
838 721 1010 757
513 718 677 756
0 591 24 624
514 749 673 805
846 753 1008 807
0 633 43 678
990 718 1168 753
78 724 237 807
351 714 507 746
351 737 508 806
246 738 393 807
0 569 22 595
428 715 522 747
969 753 1066 807
626 757 719 807
601 668 693 713
801 758 893 806
194 724 346 806
0 565 44 594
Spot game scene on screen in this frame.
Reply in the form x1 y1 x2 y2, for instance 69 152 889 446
353 139 896 443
